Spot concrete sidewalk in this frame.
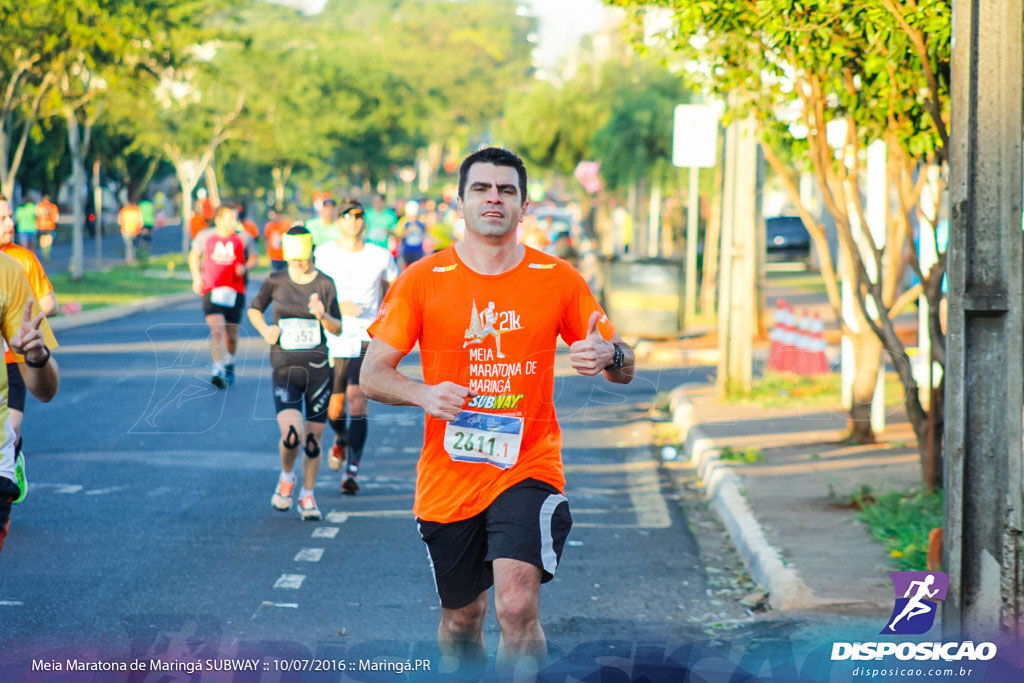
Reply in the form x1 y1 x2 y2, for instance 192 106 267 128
665 381 922 616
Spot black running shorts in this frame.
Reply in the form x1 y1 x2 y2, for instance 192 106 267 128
201 290 245 325
6 362 25 413
417 478 573 610
272 363 333 422
332 341 370 393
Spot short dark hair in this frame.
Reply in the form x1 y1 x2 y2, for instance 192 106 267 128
457 147 528 203
286 224 310 236
338 198 363 216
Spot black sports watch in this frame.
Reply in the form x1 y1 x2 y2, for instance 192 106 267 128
604 342 624 371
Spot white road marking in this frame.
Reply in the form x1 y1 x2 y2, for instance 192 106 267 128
326 512 349 524
627 448 672 529
0 600 24 606
32 484 83 494
402 447 420 454
251 601 299 620
312 527 339 539
294 548 324 562
84 486 127 496
273 574 305 589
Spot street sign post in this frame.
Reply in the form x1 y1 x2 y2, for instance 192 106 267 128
673 104 721 327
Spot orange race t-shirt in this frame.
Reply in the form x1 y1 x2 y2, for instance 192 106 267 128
1 244 55 364
368 245 615 524
264 219 288 261
36 200 58 232
241 219 259 241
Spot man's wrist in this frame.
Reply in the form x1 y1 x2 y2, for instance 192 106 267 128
603 342 624 371
25 346 51 368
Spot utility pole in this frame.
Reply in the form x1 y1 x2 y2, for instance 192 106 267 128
945 0 1024 639
716 115 759 395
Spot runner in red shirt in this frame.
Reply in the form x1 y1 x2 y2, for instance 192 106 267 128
188 205 257 388
362 148 635 676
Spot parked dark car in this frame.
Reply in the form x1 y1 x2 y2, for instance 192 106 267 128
765 215 811 263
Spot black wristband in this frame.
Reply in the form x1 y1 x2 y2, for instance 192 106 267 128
604 343 624 371
25 347 50 368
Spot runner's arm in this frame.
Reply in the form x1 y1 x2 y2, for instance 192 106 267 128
38 292 57 317
361 338 476 420
602 332 635 384
247 307 280 345
10 302 58 402
188 248 202 294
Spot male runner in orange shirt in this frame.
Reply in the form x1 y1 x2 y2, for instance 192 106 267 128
362 148 635 675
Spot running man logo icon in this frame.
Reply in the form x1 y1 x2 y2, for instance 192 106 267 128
462 300 520 359
882 571 948 635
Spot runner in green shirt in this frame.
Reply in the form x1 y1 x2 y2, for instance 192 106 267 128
364 194 398 250
14 202 36 251
305 197 342 247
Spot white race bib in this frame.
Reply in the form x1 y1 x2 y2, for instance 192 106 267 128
210 286 238 307
443 410 524 470
279 318 321 350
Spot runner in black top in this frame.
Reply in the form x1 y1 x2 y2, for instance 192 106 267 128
248 225 342 521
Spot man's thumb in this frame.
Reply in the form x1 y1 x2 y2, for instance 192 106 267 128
587 311 601 337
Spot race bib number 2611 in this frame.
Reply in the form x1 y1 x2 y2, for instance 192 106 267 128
443 410 523 470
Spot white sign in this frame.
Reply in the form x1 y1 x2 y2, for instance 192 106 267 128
672 104 721 168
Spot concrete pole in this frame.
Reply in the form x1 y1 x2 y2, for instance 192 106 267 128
945 0 1024 639
716 121 737 396
684 167 700 325
648 182 662 257
717 117 758 395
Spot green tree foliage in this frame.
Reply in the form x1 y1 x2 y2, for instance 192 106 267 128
591 62 692 191
609 0 950 474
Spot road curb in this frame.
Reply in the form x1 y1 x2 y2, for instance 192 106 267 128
668 385 826 611
49 291 195 332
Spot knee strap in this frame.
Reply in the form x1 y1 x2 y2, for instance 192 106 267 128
304 434 321 459
283 425 300 449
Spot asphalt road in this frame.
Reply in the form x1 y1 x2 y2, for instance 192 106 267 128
0 286 886 681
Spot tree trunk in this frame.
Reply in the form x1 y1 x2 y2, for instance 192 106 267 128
205 163 220 209
65 109 87 280
848 329 883 443
177 170 198 258
272 164 292 211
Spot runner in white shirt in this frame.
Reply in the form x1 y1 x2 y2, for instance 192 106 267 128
313 198 400 494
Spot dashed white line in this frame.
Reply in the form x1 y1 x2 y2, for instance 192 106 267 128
294 548 324 562
326 512 349 524
402 446 420 454
84 486 127 496
273 574 305 589
0 600 24 606
312 527 339 539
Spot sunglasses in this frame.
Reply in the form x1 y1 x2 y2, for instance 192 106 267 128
342 211 364 219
